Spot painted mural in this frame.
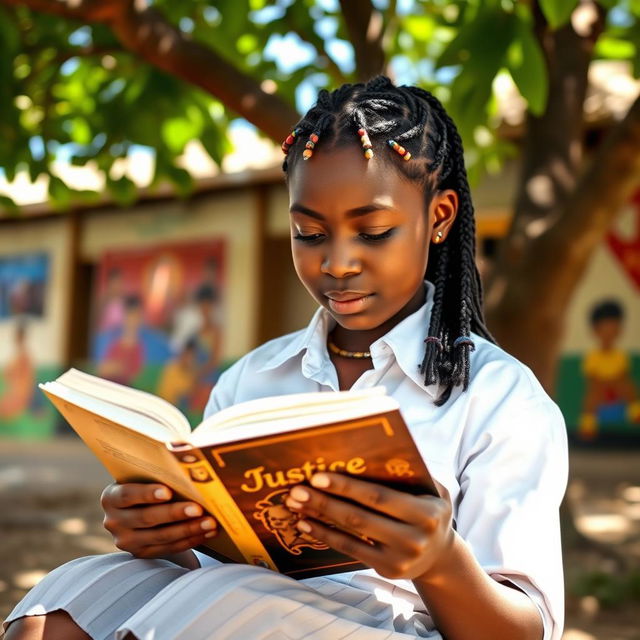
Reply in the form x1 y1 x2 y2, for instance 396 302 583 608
0 252 57 438
557 192 640 441
91 240 226 426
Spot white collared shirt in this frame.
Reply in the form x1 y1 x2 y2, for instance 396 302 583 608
199 283 567 639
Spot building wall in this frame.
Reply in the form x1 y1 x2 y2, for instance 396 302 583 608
0 217 71 366
81 191 260 361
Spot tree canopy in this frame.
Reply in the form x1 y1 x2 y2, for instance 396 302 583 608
0 0 636 208
1 0 640 390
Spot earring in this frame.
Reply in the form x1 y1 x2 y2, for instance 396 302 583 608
433 230 444 243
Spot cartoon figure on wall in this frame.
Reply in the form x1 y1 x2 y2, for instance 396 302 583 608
579 299 640 439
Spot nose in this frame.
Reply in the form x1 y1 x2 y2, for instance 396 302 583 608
320 239 361 278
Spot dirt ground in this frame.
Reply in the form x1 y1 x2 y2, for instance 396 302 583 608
0 439 639 639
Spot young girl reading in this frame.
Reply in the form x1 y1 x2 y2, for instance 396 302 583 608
4 76 567 640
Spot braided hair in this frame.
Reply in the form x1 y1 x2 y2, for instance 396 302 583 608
282 76 494 405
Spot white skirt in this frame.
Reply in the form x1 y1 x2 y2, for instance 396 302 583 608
3 553 440 640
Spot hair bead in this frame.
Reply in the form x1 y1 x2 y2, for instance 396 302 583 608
281 129 299 155
357 127 373 159
302 131 320 160
388 139 411 161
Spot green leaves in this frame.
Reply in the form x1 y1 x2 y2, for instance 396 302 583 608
107 175 137 206
506 12 548 116
539 0 578 30
1 0 637 213
437 4 517 138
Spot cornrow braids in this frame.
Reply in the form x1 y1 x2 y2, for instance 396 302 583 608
282 76 495 405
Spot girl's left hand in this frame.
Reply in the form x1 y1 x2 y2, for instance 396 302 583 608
285 472 454 581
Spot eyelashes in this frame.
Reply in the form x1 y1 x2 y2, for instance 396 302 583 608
359 229 394 242
293 229 396 244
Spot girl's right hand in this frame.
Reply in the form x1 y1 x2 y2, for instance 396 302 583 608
100 482 218 558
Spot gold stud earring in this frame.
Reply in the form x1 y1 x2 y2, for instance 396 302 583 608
434 230 444 243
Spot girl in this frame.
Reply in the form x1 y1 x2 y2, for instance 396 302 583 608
4 76 567 640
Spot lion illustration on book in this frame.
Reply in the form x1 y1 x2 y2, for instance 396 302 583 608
254 489 328 555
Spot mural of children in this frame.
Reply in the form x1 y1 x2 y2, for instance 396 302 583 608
187 284 223 413
0 321 35 420
579 299 640 439
156 338 197 412
97 295 145 386
97 267 126 333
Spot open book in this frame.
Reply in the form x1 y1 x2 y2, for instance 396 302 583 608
41 369 436 579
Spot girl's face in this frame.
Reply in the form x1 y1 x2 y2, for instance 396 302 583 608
288 144 457 336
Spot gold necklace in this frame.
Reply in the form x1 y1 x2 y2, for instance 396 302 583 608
327 339 371 359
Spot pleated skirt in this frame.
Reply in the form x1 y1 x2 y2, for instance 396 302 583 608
3 553 440 640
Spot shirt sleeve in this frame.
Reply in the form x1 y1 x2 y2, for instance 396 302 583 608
455 369 568 640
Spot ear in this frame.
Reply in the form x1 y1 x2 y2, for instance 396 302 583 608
429 190 458 244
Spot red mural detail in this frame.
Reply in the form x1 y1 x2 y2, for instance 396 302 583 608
606 190 640 291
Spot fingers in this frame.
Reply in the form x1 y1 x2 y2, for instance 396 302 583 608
101 482 173 509
286 485 416 545
100 482 219 559
112 516 218 556
106 500 215 530
304 473 446 527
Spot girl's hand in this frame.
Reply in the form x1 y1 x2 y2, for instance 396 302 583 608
285 473 454 581
100 482 218 559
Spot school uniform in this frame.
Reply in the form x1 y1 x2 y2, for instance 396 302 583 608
4 283 567 640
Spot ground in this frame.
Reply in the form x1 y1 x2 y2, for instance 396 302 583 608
0 439 639 639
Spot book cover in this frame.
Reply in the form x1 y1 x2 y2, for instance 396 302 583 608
41 373 435 580
175 410 436 579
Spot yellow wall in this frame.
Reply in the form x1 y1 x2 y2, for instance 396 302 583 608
0 217 71 367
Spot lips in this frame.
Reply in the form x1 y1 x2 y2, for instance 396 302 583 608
324 291 371 302
324 291 374 315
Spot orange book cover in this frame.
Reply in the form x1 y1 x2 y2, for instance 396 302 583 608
174 410 436 579
40 369 436 580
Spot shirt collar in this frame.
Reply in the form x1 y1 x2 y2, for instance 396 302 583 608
256 282 438 398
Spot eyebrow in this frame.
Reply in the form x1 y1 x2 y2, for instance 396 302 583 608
289 203 395 220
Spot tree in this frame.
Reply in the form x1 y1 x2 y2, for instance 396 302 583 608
0 0 639 391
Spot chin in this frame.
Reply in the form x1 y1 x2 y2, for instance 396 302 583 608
328 312 386 331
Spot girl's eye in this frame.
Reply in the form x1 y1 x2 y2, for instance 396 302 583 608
359 228 395 242
293 233 325 244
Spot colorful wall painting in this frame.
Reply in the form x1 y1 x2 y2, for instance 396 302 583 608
0 252 58 438
557 191 640 442
0 252 49 318
91 240 226 426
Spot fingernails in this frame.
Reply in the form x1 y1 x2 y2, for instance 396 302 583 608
286 498 304 510
290 486 310 502
204 531 217 538
201 518 216 531
297 520 312 533
184 505 202 517
311 473 330 488
154 487 171 500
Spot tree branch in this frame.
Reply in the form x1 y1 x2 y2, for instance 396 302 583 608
0 0 300 141
338 0 386 81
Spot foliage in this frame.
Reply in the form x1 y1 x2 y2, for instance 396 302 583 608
0 0 639 209
571 569 640 608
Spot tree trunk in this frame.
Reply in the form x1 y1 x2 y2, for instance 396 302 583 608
484 2 602 392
